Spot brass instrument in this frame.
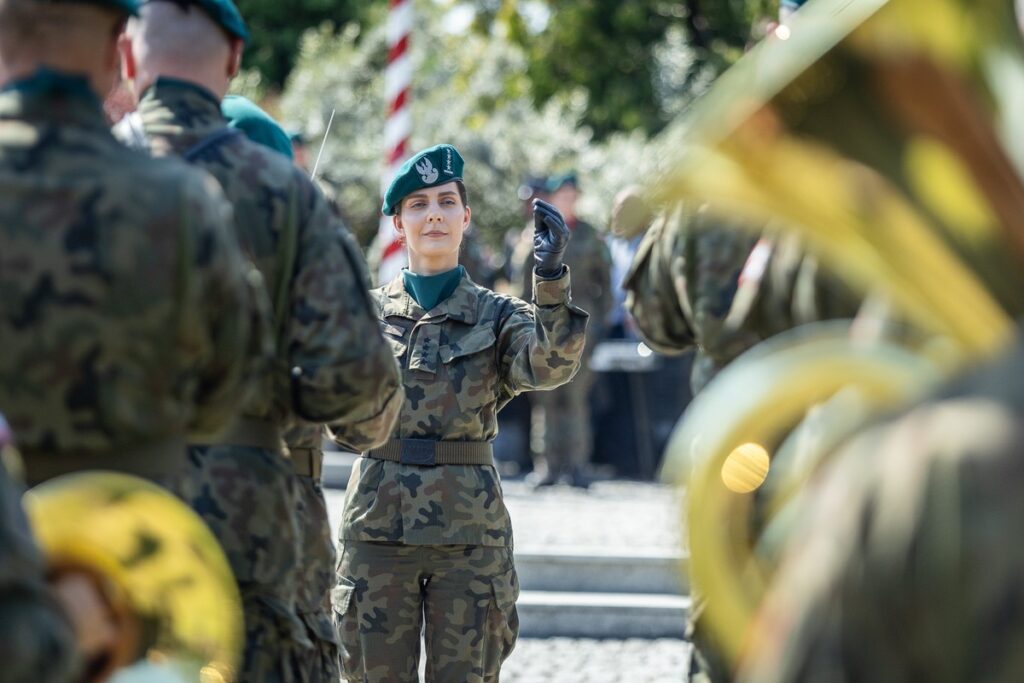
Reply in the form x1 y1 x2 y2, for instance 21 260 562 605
25 472 243 682
653 0 1024 667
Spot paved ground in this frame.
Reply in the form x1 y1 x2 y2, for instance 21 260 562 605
501 637 690 682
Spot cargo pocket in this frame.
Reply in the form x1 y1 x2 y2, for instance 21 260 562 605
331 579 363 682
482 567 520 680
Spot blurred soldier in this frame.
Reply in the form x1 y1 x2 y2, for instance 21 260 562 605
0 0 257 487
740 331 1024 683
0 415 78 683
221 96 347 683
625 202 761 394
517 173 612 487
119 2 403 679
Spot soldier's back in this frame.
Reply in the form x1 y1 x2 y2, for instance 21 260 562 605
0 82 251 483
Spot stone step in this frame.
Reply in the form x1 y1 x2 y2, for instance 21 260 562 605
514 546 688 595
517 591 690 639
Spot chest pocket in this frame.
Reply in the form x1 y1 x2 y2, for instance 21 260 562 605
441 326 499 412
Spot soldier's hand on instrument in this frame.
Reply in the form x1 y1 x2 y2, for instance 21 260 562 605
532 198 569 277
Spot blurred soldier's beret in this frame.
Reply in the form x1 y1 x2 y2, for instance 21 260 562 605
145 0 250 43
546 172 579 193
287 130 306 145
382 143 465 216
221 95 293 159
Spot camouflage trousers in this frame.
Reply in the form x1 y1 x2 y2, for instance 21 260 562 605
333 541 519 683
167 445 310 682
293 473 341 683
530 367 595 473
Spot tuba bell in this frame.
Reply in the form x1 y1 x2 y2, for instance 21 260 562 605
25 472 243 682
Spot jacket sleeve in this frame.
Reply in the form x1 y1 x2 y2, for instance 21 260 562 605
285 180 402 451
496 266 589 395
182 171 269 435
623 205 699 355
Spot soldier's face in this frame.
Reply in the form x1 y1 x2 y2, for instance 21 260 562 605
395 182 471 270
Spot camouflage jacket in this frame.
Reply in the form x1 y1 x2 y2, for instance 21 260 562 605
131 79 402 448
340 268 588 546
0 71 256 483
513 219 612 349
625 202 762 392
742 330 1024 683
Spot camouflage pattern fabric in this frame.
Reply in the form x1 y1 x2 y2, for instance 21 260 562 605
0 72 257 485
284 423 341 683
334 540 519 683
162 443 308 681
130 79 402 442
740 331 1024 683
130 79 402 681
624 202 762 393
0 426 78 683
338 269 588 547
512 220 611 474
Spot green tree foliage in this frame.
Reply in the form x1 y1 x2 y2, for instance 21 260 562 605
470 0 777 139
280 4 659 252
235 0 370 89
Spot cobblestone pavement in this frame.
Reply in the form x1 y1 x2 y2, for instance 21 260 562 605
501 637 691 682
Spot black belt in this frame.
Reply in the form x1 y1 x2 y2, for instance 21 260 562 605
288 446 323 479
189 416 282 451
365 439 493 466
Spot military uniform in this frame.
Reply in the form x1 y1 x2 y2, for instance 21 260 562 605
335 267 588 682
283 423 342 683
0 416 78 683
740 331 1024 683
624 202 762 393
514 217 611 480
624 202 860 682
0 70 257 486
127 78 402 680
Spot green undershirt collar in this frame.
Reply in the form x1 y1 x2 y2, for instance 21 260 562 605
402 265 465 311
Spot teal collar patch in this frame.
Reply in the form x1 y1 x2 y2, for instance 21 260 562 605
0 69 107 132
402 265 465 312
382 268 479 323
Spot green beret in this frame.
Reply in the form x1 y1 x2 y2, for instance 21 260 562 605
221 95 293 159
382 144 465 216
545 172 579 193
144 0 250 43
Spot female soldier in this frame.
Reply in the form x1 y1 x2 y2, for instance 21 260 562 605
332 144 589 682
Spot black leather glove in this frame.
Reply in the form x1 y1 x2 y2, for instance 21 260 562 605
532 199 570 277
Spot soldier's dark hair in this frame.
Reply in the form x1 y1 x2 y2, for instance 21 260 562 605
455 180 470 209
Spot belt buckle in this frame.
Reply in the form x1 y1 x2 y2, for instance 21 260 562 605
400 439 436 466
